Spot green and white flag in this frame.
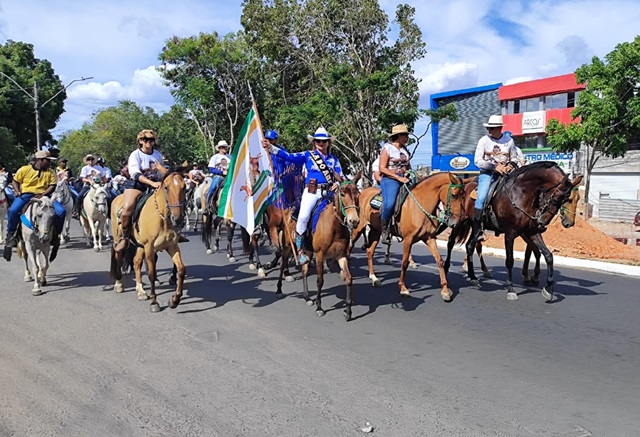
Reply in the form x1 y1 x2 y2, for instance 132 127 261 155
218 104 275 234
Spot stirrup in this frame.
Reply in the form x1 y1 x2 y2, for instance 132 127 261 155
298 250 309 264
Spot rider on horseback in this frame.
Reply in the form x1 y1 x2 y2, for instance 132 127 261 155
113 129 165 253
3 150 66 260
379 124 412 244
73 154 105 219
472 115 519 239
262 127 345 265
205 140 231 208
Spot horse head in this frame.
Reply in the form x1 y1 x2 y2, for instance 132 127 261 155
336 179 360 230
560 174 583 228
91 184 109 215
160 169 187 228
28 197 56 243
438 172 466 228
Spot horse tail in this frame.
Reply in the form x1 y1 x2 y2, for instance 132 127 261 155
454 219 472 246
241 227 251 255
201 211 213 244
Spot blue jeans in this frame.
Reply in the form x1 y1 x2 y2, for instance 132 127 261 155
206 176 224 204
380 176 402 220
4 187 15 204
475 173 498 209
7 194 66 236
68 184 79 203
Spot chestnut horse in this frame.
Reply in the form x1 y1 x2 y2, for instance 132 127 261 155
352 172 465 300
459 161 576 302
277 178 361 321
448 175 583 284
110 167 187 312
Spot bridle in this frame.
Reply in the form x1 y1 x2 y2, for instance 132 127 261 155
154 174 186 227
335 180 360 228
404 172 464 225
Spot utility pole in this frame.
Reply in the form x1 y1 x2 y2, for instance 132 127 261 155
0 72 93 151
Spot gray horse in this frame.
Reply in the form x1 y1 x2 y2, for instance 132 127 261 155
16 197 57 295
52 180 73 243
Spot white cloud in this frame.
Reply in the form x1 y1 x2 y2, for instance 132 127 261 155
418 62 479 96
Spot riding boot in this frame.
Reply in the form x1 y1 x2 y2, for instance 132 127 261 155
49 229 60 262
380 218 391 244
295 232 309 264
471 208 484 242
5 232 18 248
114 214 132 252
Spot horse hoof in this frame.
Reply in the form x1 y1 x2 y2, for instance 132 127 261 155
372 279 381 287
541 287 553 302
168 297 179 309
138 293 149 301
206 249 213 255
285 275 294 283
228 257 236 263
93 247 100 252
384 258 392 265
265 262 273 270
409 262 418 269
400 290 411 297
343 309 352 321
32 289 43 296
150 303 161 313
40 279 47 286
441 292 452 302
305 299 314 306
258 268 265 278
249 263 256 270
470 279 480 288
115 283 124 293
24 275 33 282
316 309 325 317
507 292 519 301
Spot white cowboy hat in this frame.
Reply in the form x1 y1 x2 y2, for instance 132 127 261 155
215 140 229 151
307 126 336 142
388 124 411 138
84 154 96 163
483 115 504 128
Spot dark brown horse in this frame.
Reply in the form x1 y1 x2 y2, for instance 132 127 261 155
110 167 187 312
458 161 576 302
450 175 583 284
277 178 361 321
351 172 465 300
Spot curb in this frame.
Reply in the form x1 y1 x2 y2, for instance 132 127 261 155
433 240 640 278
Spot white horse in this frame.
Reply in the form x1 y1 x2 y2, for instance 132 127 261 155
0 172 8 244
16 197 57 296
52 180 74 243
80 184 109 251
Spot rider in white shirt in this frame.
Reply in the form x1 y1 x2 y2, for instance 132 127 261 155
205 140 231 205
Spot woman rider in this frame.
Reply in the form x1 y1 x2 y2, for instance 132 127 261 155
379 124 412 244
262 127 345 264
113 129 164 252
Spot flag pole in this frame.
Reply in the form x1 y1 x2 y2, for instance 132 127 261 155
247 82 300 266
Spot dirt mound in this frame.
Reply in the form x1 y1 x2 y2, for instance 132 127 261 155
482 217 640 265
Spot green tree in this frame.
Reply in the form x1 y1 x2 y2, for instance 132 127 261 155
156 105 206 166
0 126 26 170
0 40 66 153
547 35 640 209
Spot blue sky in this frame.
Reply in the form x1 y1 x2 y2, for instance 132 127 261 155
2 0 640 165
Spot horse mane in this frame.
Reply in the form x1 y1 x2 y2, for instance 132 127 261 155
504 161 564 189
161 167 187 183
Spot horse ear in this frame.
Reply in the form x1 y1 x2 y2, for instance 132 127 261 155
351 170 362 185
572 174 584 187
181 160 188 167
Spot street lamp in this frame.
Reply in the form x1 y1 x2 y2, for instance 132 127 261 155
0 72 93 151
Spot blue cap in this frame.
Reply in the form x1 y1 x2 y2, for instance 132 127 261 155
503 131 513 137
265 129 278 140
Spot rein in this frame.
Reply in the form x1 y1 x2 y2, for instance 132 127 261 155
153 176 186 227
334 180 359 228
508 174 570 223
559 186 579 218
404 175 463 225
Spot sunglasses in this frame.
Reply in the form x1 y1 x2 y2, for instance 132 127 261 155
315 139 329 144
141 137 155 142
87 158 95 161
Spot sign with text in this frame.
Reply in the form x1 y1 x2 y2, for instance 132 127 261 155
523 151 573 169
522 110 546 133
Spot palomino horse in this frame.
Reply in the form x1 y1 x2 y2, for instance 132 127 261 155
448 175 584 284
352 172 465 300
52 180 74 243
0 172 8 244
80 183 110 251
16 197 57 296
110 167 187 312
200 177 238 260
460 161 576 302
277 178 361 321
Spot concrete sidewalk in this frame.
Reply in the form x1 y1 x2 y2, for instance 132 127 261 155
435 240 640 278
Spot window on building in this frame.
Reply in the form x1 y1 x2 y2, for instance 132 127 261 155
520 98 540 112
546 93 568 109
522 135 547 149
505 100 520 114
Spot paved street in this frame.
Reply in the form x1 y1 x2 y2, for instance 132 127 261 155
1 222 638 436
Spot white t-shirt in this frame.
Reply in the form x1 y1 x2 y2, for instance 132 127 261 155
208 153 231 172
101 166 113 180
381 143 410 173
80 164 104 180
127 149 165 179
474 134 518 172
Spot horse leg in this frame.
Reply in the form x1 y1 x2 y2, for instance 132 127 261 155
97 219 105 252
25 244 42 295
398 238 413 297
366 235 381 287
528 233 555 302
111 247 125 293
253 235 265 278
443 229 457 274
21 241 33 282
338 256 353 321
522 242 533 284
276 242 289 295
145 248 161 312
227 223 236 262
166 245 186 309
465 234 480 287
301 260 312 306
384 238 392 264
425 237 452 302
133 248 147 300
477 240 492 278
39 245 50 287
314 252 325 317
504 234 518 301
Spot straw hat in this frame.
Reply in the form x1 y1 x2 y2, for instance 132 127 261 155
388 124 411 138
84 154 95 164
215 140 229 151
307 127 336 142
483 115 504 128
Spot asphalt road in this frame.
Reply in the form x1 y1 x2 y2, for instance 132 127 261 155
0 222 638 437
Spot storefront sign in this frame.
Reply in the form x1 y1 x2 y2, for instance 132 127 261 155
449 156 471 170
522 111 546 133
523 151 573 169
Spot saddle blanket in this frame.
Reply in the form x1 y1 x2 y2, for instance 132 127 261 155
311 197 332 233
